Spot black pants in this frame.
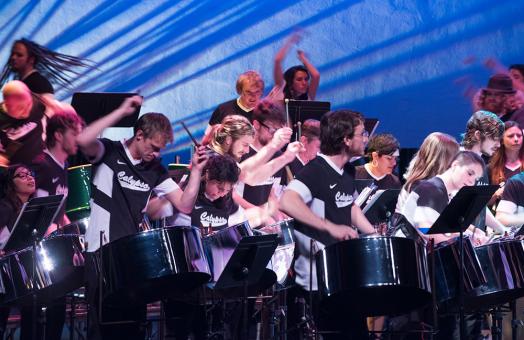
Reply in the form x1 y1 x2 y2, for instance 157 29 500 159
20 297 67 340
85 252 146 340
163 299 207 340
286 285 369 340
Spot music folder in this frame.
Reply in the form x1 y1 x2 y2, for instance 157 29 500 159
362 189 400 224
213 234 278 290
2 195 65 252
71 92 142 127
427 185 497 235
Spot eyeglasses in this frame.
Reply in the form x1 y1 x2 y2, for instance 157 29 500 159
242 90 262 98
353 131 369 138
14 171 34 179
260 122 280 134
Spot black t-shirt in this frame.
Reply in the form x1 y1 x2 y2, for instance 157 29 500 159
23 72 54 94
208 99 252 125
85 139 178 251
0 199 18 232
0 95 46 166
401 176 449 234
191 184 238 230
498 172 524 214
288 155 356 245
237 146 285 206
31 151 68 224
354 165 401 190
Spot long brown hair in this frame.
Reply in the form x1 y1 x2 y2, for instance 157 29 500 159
489 121 524 185
403 132 459 192
208 115 255 155
0 164 34 213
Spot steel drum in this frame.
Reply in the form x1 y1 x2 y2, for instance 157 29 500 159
0 234 85 305
100 226 210 304
316 235 431 316
66 164 91 222
263 219 295 286
464 239 524 309
432 237 486 306
202 221 253 282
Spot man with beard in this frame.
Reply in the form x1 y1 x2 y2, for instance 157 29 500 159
475 74 517 121
280 109 375 339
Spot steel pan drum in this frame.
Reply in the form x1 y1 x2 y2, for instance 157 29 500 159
66 164 91 222
432 237 486 305
316 235 431 316
202 221 253 282
264 219 295 286
0 234 85 305
100 226 210 304
465 239 524 309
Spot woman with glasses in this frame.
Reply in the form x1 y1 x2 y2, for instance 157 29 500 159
355 133 401 192
0 164 35 339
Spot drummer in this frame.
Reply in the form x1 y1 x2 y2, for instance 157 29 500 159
76 96 209 340
279 109 375 340
0 164 35 338
495 172 524 228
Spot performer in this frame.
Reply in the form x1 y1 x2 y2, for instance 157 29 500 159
271 32 320 100
0 165 36 338
76 96 208 340
286 118 320 176
495 171 524 228
204 70 264 138
1 38 91 97
473 74 517 121
280 109 375 339
488 121 524 210
355 133 401 190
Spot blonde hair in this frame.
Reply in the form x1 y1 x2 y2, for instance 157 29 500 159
235 70 264 94
403 132 459 192
209 115 255 155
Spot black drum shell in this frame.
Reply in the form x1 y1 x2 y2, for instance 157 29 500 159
100 226 211 304
432 237 486 306
316 236 431 316
0 234 84 305
465 239 524 310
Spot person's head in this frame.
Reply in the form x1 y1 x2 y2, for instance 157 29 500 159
299 119 320 162
509 64 524 85
478 74 516 115
46 108 85 156
489 120 524 184
403 132 459 192
1 38 91 89
9 40 34 74
462 110 504 156
0 164 35 212
202 154 240 201
236 70 264 109
210 115 255 161
445 151 485 190
132 112 174 162
1 80 33 119
283 65 309 100
320 109 367 157
366 133 400 176
252 98 286 146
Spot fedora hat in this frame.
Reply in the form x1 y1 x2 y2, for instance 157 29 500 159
484 73 516 94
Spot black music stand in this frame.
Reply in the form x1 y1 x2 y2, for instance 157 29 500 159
427 185 497 340
2 194 65 251
71 92 142 127
363 189 400 225
284 100 330 140
213 234 278 339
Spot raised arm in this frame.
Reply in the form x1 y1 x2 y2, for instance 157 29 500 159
274 33 302 87
76 96 142 160
297 50 320 100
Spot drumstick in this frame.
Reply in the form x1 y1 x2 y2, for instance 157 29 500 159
297 121 302 141
180 122 201 147
285 99 290 128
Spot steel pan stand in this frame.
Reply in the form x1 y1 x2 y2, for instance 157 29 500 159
427 185 497 340
31 230 40 340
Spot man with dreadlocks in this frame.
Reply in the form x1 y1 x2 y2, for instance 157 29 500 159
1 38 91 97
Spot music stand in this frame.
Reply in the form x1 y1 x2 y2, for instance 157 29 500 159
363 189 400 224
212 234 278 339
2 195 65 251
427 185 497 340
71 92 142 127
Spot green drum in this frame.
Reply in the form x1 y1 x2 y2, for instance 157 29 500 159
66 164 92 222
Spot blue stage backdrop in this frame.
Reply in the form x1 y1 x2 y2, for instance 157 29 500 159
1 0 523 165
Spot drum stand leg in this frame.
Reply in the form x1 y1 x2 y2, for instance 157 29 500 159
31 232 40 340
458 230 466 340
489 307 504 340
430 238 438 339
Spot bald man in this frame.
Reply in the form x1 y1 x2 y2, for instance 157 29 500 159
0 80 65 165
